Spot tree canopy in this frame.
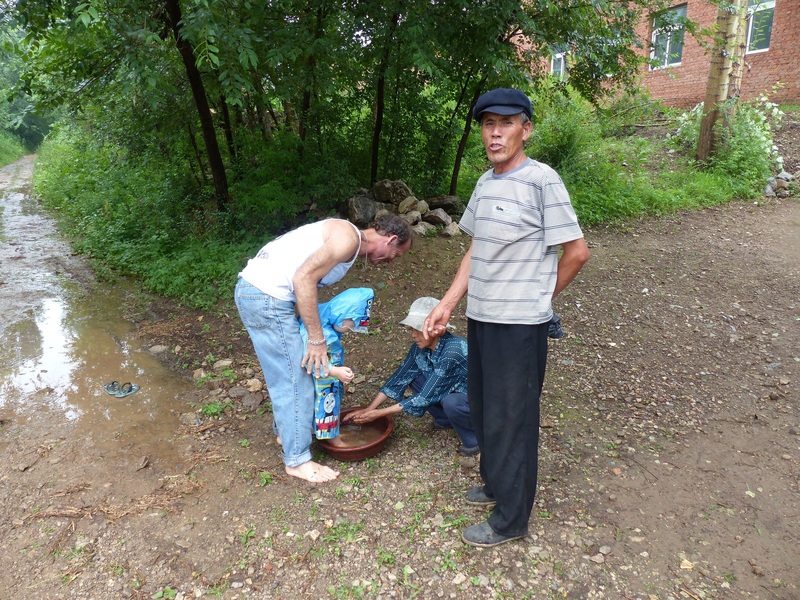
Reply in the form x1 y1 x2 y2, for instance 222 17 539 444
4 0 664 218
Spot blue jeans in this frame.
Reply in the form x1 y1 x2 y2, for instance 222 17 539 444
234 278 314 468
409 375 477 449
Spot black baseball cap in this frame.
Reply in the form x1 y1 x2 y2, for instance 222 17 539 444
472 88 532 122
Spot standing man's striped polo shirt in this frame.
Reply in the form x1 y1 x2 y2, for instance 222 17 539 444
458 157 584 325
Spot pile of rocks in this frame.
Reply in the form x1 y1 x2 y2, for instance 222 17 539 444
765 170 797 198
347 179 464 236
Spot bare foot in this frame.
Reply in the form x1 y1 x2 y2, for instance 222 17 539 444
326 435 347 447
276 436 282 446
285 461 339 483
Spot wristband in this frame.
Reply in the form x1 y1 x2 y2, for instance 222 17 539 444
307 339 326 346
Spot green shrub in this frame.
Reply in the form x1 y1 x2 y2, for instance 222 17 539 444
667 103 704 152
527 86 599 174
33 87 784 312
710 94 783 189
229 130 358 236
0 130 26 165
35 122 250 308
666 90 783 194
596 88 672 137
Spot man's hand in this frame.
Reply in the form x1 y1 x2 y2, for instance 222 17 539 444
423 242 471 340
423 303 451 339
343 391 391 423
301 343 330 378
346 408 382 424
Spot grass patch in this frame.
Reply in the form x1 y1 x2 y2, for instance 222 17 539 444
0 130 26 166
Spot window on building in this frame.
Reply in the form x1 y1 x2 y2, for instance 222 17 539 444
650 5 687 69
746 0 775 53
550 46 568 80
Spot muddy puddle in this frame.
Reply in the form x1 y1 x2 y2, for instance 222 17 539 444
0 156 193 465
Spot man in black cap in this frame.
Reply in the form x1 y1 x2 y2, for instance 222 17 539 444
424 88 590 546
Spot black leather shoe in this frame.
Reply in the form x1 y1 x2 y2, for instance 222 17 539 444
548 313 564 339
465 487 495 507
461 521 524 547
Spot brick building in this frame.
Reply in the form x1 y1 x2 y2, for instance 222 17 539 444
548 0 798 107
635 0 799 107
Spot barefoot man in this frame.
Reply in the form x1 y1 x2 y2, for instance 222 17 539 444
234 215 412 482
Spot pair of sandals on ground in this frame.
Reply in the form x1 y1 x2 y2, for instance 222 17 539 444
102 380 139 398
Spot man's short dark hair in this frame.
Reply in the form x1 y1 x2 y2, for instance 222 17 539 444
372 213 413 247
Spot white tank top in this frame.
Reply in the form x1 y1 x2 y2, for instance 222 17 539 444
238 219 361 302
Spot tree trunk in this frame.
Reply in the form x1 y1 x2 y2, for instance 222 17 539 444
450 77 488 195
163 0 231 210
220 95 236 161
187 122 207 187
298 5 326 149
727 5 748 102
370 13 401 185
696 0 747 163
252 77 274 140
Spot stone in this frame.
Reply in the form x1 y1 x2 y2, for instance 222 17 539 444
180 412 202 426
412 222 438 236
398 196 420 214
423 208 452 227
245 378 263 392
427 195 464 215
442 222 461 237
347 195 394 228
241 392 264 411
401 210 422 225
372 179 413 205
227 386 248 399
589 554 605 563
212 359 234 371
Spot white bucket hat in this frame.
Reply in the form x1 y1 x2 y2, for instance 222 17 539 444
399 297 443 331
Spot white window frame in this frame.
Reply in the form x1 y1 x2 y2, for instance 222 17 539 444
746 0 775 54
550 52 567 80
650 5 687 70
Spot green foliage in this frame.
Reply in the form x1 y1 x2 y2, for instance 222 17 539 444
528 84 600 173
711 94 784 185
32 82 787 311
34 121 251 309
667 103 704 152
667 90 784 196
152 587 177 600
596 88 672 137
199 400 233 417
0 130 26 165
517 85 777 227
229 131 358 236
524 86 654 225
0 20 56 150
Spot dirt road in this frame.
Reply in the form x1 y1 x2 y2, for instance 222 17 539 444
1 154 798 599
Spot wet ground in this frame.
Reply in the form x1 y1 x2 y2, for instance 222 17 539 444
0 155 198 503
